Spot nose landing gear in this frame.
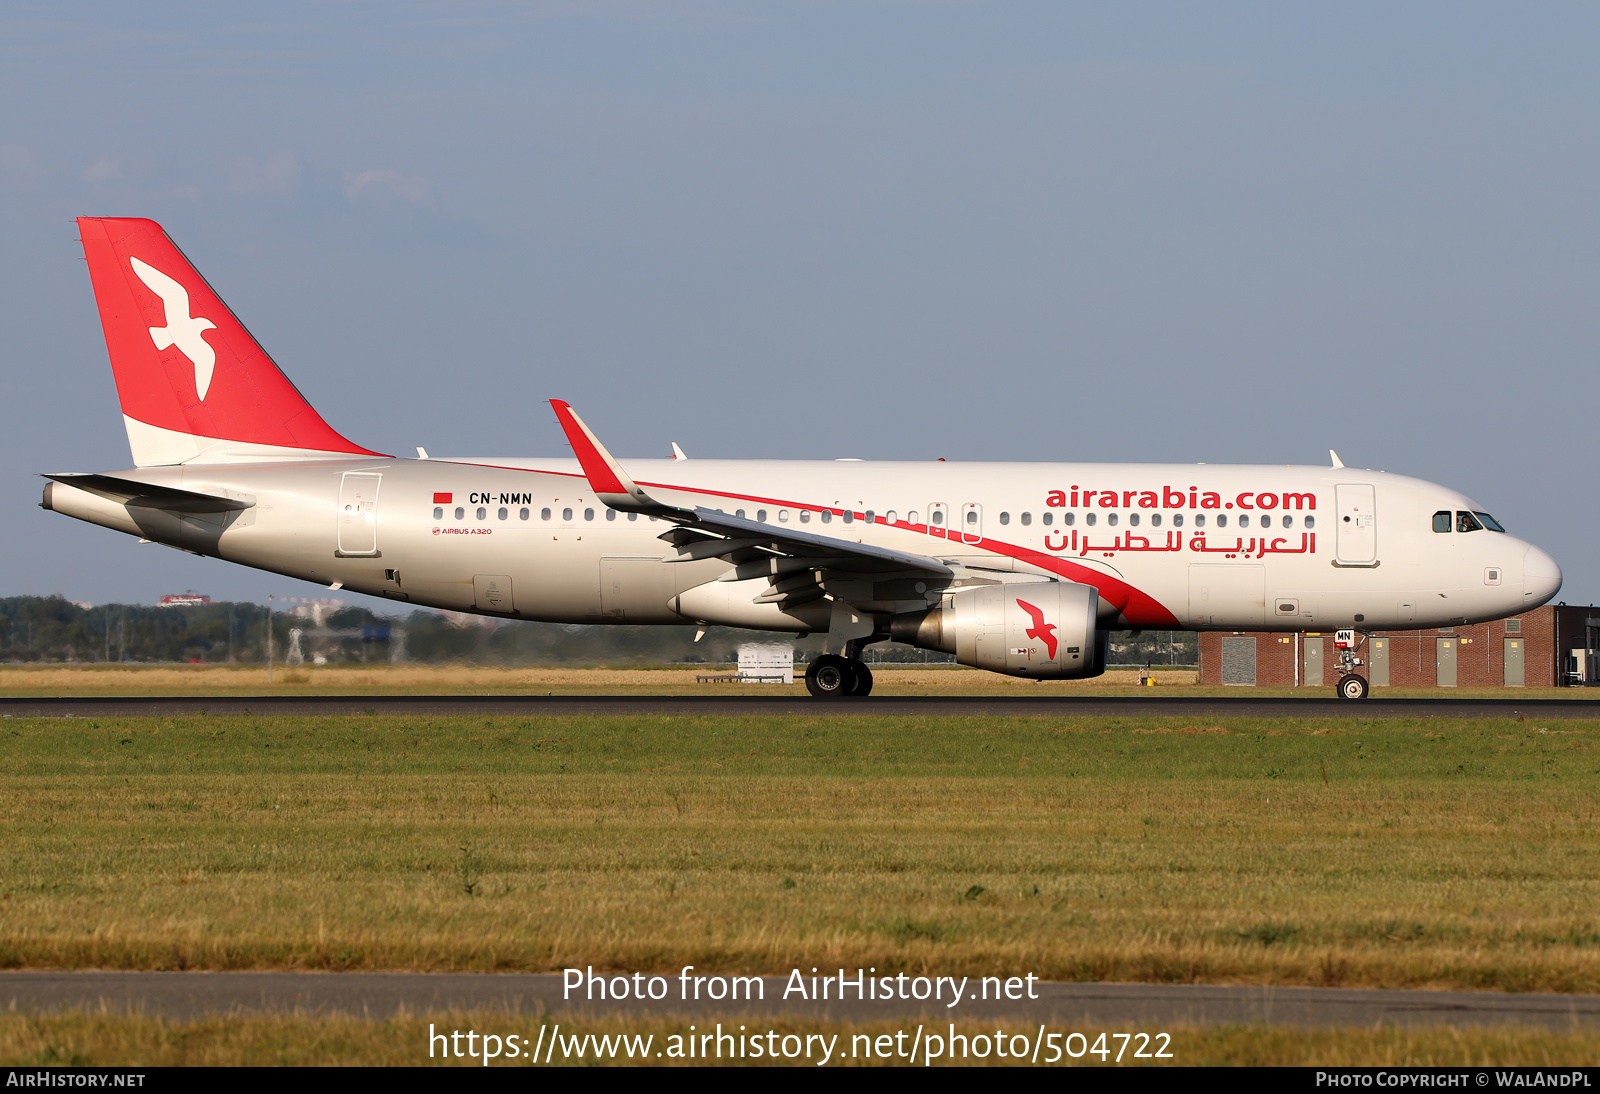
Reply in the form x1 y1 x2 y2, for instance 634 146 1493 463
1336 673 1369 700
1333 628 1369 700
804 654 875 698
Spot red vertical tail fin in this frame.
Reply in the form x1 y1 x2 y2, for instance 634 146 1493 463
77 217 384 466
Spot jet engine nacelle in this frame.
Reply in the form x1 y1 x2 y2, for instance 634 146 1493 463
890 581 1104 679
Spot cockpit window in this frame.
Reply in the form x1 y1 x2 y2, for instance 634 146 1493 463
1456 511 1483 533
1474 511 1506 532
1432 511 1452 533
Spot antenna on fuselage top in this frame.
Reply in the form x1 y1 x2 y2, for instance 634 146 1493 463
1329 449 1344 469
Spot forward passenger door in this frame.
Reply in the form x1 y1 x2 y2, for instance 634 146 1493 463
1334 484 1377 565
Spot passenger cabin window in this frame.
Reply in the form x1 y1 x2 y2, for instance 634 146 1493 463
498 507 508 520
1151 513 1162 527
1195 514 1206 527
562 507 573 521
476 507 487 520
864 511 874 523
1475 511 1506 532
778 509 789 522
1129 513 1140 527
1085 513 1096 526
1238 514 1249 528
584 508 595 521
541 508 551 520
884 510 896 524
1304 515 1314 529
758 509 768 522
454 507 465 520
1107 513 1118 526
519 508 530 520
905 510 917 524
606 509 616 521
800 511 811 523
842 510 852 524
1456 511 1483 533
1020 512 1031 526
627 512 637 521
1216 514 1227 527
821 511 833 523
1433 511 1452 533
1173 513 1183 527
432 506 443 520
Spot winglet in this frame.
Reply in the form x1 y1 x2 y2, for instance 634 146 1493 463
1329 449 1344 469
550 399 684 516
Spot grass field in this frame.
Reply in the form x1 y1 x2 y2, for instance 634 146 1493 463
4 1011 1596 1067
2 710 1597 995
0 661 1583 699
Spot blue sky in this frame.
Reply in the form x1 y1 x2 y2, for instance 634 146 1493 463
4 2 1599 608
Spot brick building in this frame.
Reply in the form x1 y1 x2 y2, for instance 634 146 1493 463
1197 604 1600 688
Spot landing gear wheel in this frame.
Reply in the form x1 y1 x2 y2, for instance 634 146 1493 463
806 655 855 698
848 661 873 697
1337 673 1369 700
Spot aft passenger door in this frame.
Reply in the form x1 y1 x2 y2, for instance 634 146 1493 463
1334 484 1377 565
336 472 381 557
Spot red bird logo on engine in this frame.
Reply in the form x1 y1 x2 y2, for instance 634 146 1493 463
1016 598 1058 659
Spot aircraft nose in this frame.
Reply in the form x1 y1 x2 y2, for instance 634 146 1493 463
1523 544 1562 607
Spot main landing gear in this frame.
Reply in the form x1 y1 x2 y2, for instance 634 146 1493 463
805 654 875 698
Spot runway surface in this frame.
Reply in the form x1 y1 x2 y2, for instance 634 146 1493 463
1 694 1597 718
2 972 1596 1030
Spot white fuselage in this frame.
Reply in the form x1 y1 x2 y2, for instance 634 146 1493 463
45 457 1560 633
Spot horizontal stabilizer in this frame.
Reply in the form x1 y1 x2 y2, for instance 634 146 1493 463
42 473 253 514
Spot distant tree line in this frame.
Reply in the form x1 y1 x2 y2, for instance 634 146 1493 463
0 595 1193 667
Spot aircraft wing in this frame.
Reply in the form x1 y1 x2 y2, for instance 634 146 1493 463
550 400 953 607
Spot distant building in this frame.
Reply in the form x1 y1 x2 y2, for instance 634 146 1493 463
1198 604 1600 688
159 592 211 607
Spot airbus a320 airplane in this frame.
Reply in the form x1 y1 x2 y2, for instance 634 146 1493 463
43 218 1563 698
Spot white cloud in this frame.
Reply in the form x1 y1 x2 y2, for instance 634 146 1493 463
83 155 122 183
343 169 433 206
228 149 301 197
0 145 46 187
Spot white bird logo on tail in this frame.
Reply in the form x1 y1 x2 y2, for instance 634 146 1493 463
129 257 217 400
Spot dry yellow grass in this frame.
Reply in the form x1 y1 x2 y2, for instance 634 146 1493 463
2 662 1587 699
2 1011 1596 1066
0 663 1196 694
